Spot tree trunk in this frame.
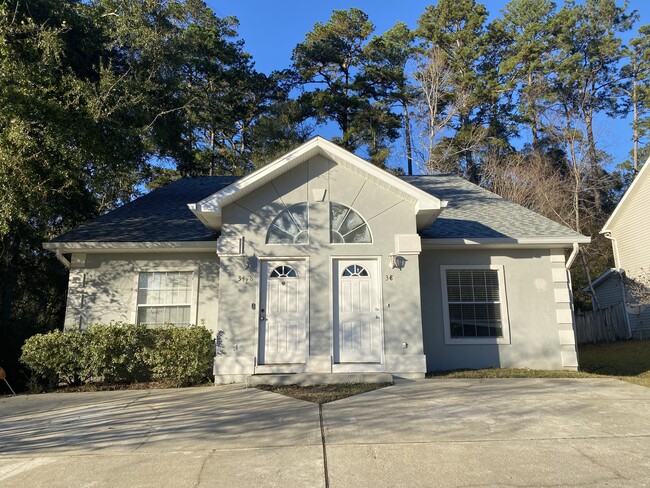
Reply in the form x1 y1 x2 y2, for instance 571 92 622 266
209 129 215 176
403 102 413 175
466 150 478 184
585 112 602 216
528 72 540 149
581 248 600 311
633 77 639 171
567 131 582 233
0 234 20 330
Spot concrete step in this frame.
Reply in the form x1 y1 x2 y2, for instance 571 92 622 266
246 372 394 387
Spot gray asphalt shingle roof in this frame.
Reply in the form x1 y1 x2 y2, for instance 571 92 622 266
51 174 584 243
404 175 586 240
51 177 237 243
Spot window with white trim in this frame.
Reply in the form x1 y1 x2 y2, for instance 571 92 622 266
342 264 369 277
441 266 510 344
330 203 372 243
270 265 297 278
137 271 193 326
266 203 309 244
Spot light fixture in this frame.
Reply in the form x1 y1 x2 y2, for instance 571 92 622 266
390 254 407 270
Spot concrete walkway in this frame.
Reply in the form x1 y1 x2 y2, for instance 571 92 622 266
1 379 649 487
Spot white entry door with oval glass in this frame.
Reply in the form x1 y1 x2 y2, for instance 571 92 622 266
333 259 383 364
258 260 308 364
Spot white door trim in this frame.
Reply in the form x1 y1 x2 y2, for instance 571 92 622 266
331 256 385 372
256 257 309 368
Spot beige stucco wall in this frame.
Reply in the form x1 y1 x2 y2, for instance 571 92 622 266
215 155 426 380
63 252 220 334
420 247 578 371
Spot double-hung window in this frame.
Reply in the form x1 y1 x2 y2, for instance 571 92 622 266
441 266 510 345
137 271 193 326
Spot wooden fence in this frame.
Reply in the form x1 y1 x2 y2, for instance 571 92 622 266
575 303 629 345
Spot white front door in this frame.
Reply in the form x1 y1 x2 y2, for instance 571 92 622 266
333 259 383 363
258 260 307 364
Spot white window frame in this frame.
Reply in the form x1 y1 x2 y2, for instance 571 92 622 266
132 267 200 326
440 265 511 345
265 203 310 245
329 202 373 245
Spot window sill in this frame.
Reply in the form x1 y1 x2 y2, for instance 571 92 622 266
444 337 511 346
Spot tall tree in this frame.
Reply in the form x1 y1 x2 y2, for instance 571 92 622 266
292 8 373 150
362 22 418 173
549 0 636 217
495 0 558 148
416 0 492 182
0 0 267 390
622 24 650 172
291 8 400 164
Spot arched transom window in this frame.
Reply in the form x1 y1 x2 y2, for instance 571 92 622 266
342 264 369 277
266 203 309 244
330 203 372 243
270 265 297 278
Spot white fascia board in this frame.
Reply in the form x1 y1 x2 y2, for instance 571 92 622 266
601 156 650 234
190 136 446 231
314 138 444 210
422 236 591 249
195 138 322 213
42 241 217 253
188 203 221 230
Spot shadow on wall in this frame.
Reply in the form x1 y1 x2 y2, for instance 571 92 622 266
420 254 502 372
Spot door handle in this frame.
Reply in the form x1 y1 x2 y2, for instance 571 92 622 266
260 309 266 321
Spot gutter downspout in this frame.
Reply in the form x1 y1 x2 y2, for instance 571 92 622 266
617 270 634 339
55 250 71 269
602 232 621 268
603 233 633 338
569 241 599 311
566 242 580 270
565 242 580 368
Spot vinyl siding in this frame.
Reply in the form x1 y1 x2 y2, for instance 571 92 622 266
608 173 650 276
593 272 625 309
629 308 650 339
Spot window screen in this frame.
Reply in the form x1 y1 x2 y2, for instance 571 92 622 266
137 271 192 326
445 269 503 338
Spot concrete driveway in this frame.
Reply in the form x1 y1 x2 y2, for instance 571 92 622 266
1 379 649 487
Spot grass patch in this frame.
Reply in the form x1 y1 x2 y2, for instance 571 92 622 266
428 340 650 388
427 369 595 379
579 340 650 388
256 382 392 404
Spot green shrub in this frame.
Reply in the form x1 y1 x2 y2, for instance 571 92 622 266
85 322 154 383
20 329 89 387
146 325 214 387
20 323 214 389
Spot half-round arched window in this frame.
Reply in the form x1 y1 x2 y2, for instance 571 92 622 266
270 265 297 278
330 203 372 243
266 203 309 244
342 264 369 277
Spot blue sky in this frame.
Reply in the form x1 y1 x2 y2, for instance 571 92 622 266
207 1 650 172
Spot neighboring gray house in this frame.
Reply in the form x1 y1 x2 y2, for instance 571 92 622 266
44 137 590 383
589 160 650 339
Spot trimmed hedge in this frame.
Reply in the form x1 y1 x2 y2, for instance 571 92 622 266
21 322 214 389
